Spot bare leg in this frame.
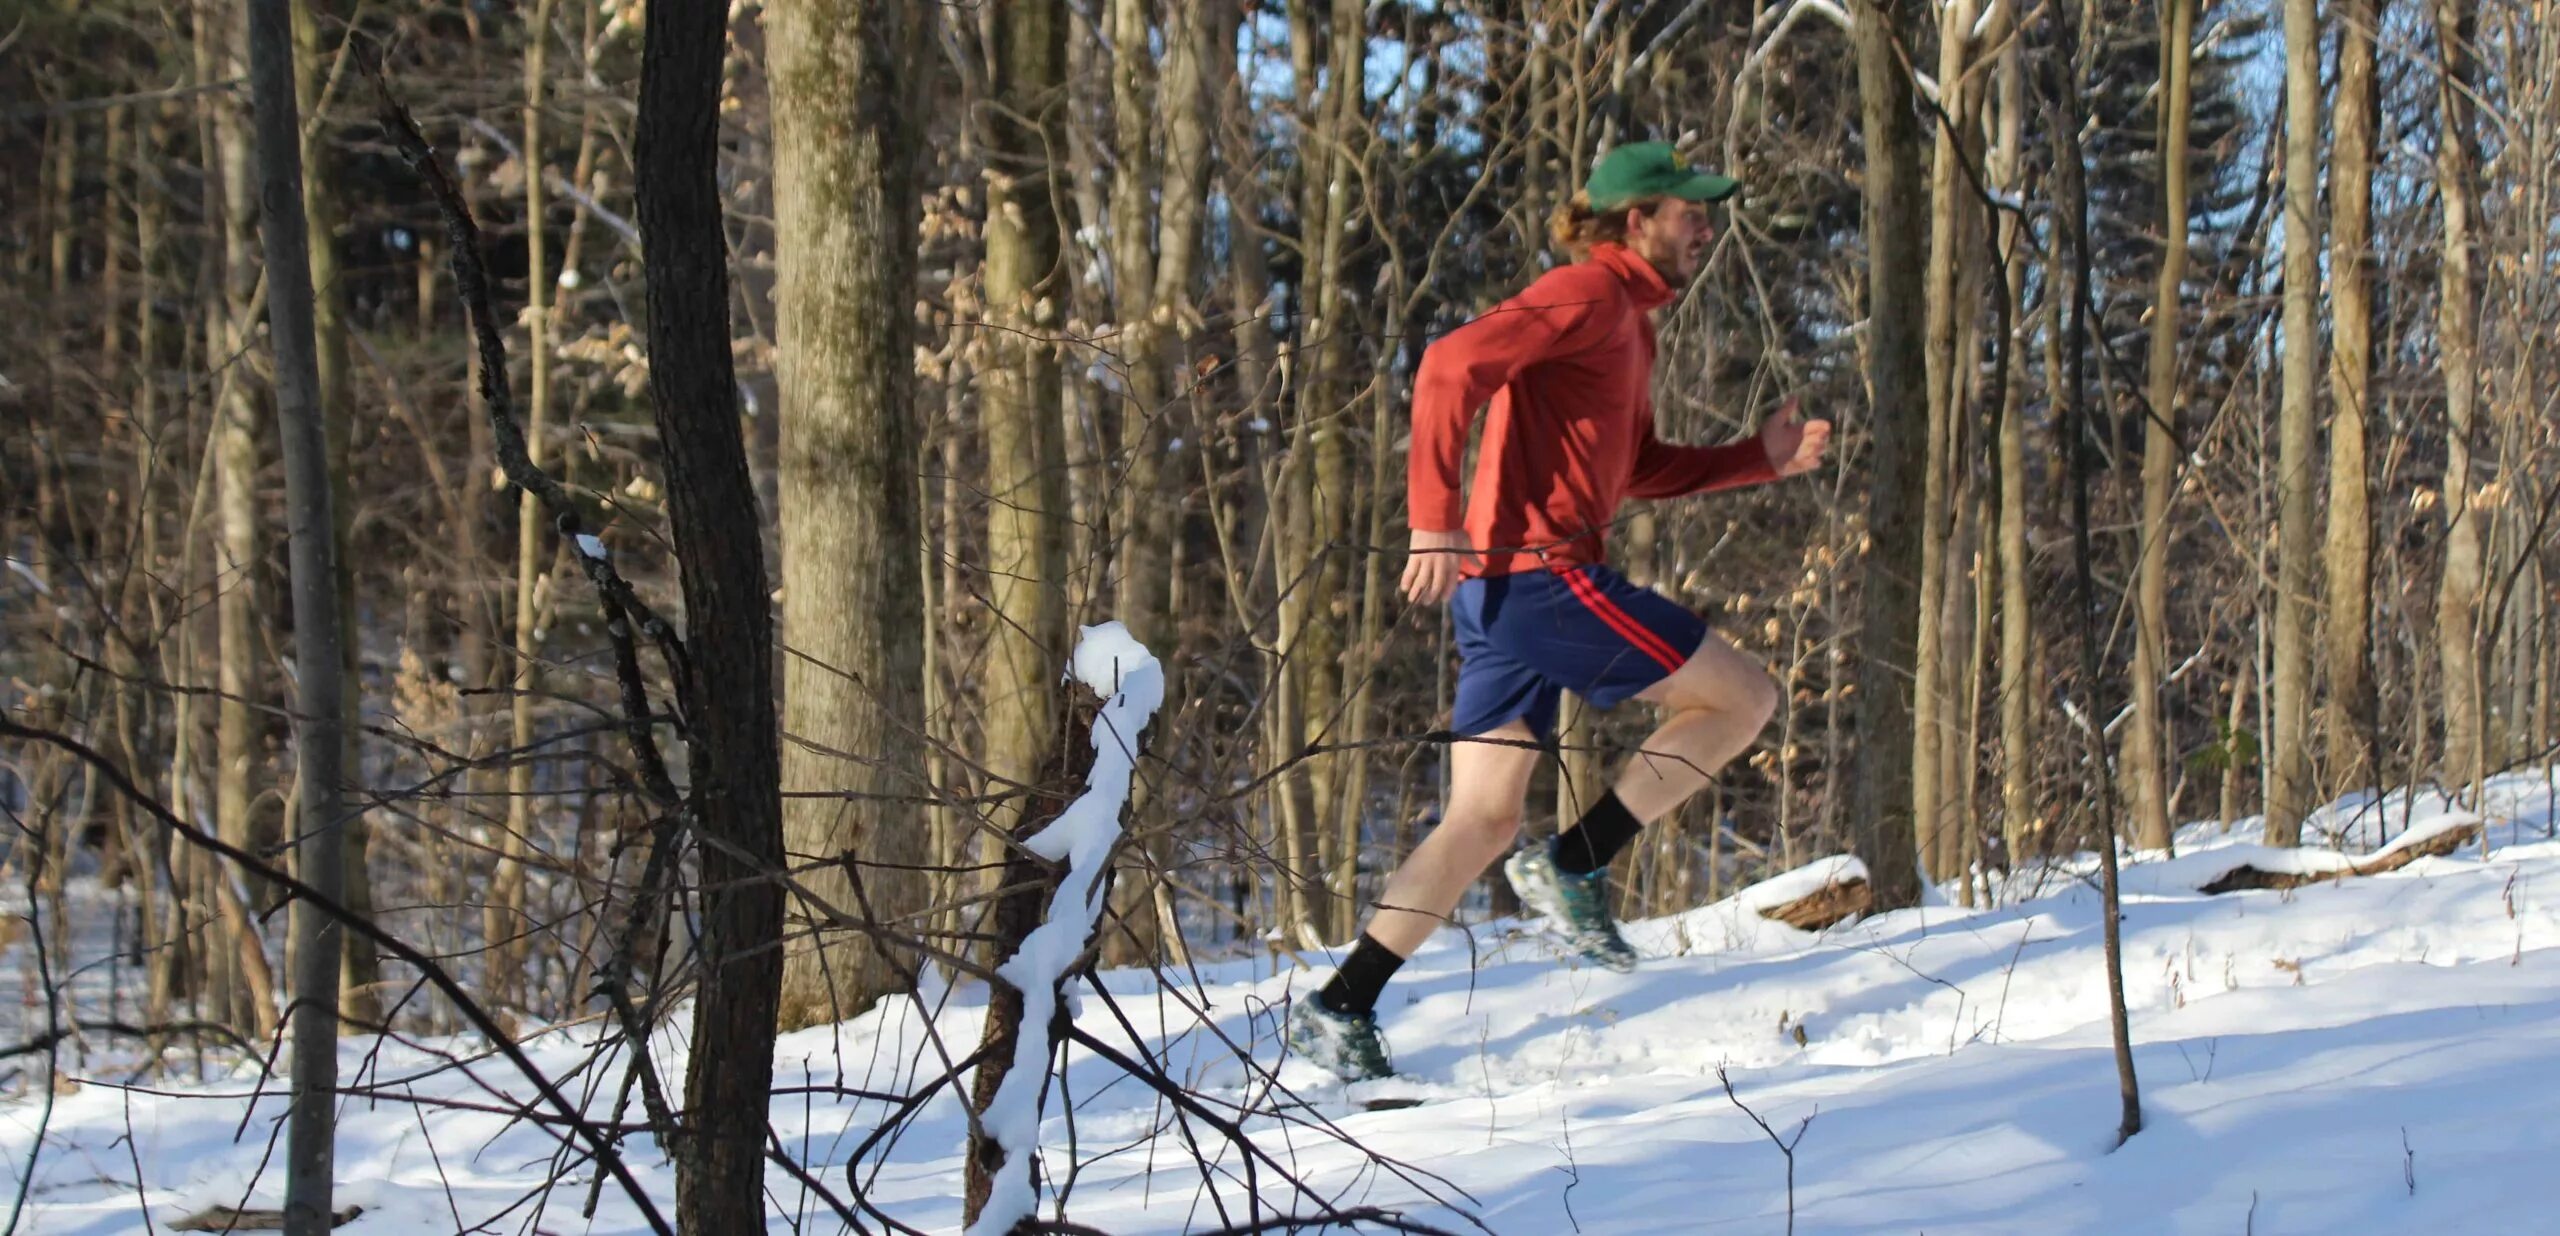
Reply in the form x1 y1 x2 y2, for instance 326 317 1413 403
1572 631 1778 834
1362 720 1543 956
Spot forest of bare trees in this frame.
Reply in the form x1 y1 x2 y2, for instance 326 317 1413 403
4 0 2556 1228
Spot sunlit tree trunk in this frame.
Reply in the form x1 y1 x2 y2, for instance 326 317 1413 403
769 0 934 1028
1994 27 2036 877
2323 0 2382 797
966 4 1074 1210
2128 0 2193 853
1104 0 1210 965
1915 0 1980 887
2266 0 2325 846
491 0 562 1015
2435 0 2485 805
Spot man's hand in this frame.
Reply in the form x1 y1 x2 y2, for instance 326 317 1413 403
1400 528 1480 606
1759 397 1832 478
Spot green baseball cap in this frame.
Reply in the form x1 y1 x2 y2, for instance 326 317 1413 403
1584 141 1741 210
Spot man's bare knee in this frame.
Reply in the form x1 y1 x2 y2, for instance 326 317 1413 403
1738 666 1779 730
1440 807 1522 854
1646 641 1774 719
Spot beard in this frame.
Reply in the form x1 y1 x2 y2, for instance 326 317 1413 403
1640 244 1703 283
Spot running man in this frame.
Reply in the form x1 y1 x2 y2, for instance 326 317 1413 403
1286 142 1831 1082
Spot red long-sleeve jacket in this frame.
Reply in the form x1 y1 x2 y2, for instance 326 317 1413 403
1407 242 1776 578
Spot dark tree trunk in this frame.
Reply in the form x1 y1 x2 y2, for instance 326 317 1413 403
245 0 352 1228
635 0 787 1228
1848 0 1928 909
2047 20 2143 1146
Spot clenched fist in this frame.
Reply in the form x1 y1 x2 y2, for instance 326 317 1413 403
1759 397 1832 478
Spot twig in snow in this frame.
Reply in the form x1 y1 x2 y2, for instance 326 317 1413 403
1718 1067 1813 1236
0 717 675 1236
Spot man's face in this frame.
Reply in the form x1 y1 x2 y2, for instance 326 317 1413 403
1627 198 1715 283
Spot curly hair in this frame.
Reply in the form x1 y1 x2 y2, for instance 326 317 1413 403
1546 190 1668 259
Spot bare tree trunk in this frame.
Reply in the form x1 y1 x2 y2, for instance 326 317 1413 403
1915 0 1981 890
493 0 562 1015
632 0 789 1224
978 0 1072 852
2324 0 2382 797
47 114 74 298
1103 0 1211 965
1109 0 1167 647
2267 0 2324 846
291 0 381 1029
211 0 277 950
2220 655 2254 831
1994 29 2036 876
2048 25 2143 1143
2435 0 2485 805
968 1 1073 1208
1104 0 1164 965
129 103 183 1029
103 106 129 366
1270 0 1366 942
1848 0 1929 909
244 1 352 1224
770 0 934 1029
2128 0 2194 853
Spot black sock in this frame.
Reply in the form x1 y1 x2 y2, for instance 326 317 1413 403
1552 789 1643 876
1316 933 1406 1016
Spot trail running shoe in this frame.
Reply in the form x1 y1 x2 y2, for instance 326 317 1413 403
1504 839 1640 973
1285 996 1394 1083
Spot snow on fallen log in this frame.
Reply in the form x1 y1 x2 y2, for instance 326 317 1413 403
2196 813 2483 895
966 622 1164 1236
1736 854 1872 931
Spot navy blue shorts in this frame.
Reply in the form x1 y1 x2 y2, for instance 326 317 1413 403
1449 564 1706 740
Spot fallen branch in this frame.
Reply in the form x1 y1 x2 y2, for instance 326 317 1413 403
0 1019 259 1062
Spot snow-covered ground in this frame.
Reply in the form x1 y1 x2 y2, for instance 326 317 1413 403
7 772 2558 1234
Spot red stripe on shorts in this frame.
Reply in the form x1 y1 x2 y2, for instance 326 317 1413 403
1561 568 1687 674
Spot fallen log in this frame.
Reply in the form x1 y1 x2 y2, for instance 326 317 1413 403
2199 820 2482 895
173 1206 362 1231
1751 864 1873 931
